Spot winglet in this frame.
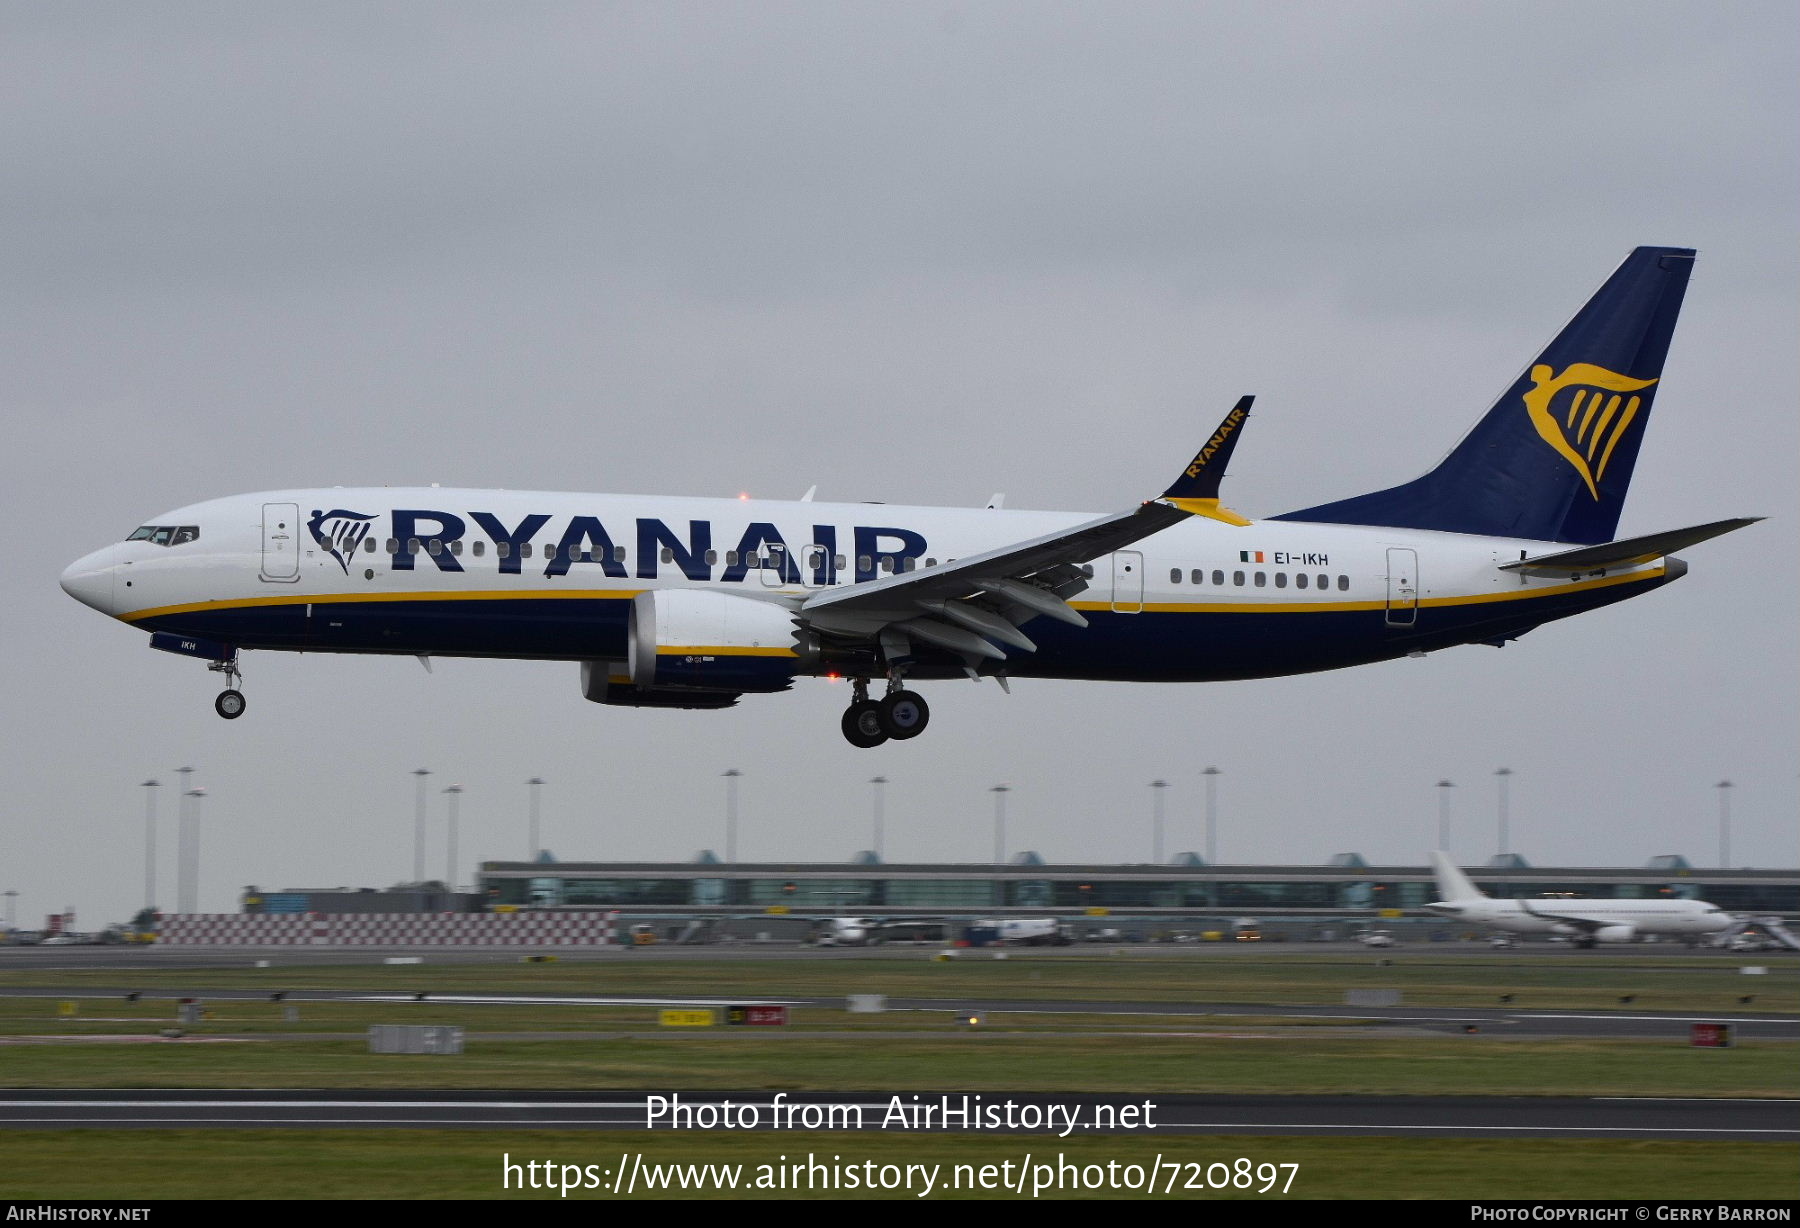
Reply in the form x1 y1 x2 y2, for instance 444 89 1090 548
1161 395 1254 525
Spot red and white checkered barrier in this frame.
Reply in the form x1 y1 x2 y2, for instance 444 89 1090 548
157 912 618 947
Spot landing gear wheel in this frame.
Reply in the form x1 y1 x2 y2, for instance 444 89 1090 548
878 689 929 740
215 689 247 720
841 700 888 748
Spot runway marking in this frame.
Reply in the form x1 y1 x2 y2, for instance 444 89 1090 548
1520 1013 1798 1024
1 1117 646 1126
1 1116 1791 1137
1593 1097 1800 1103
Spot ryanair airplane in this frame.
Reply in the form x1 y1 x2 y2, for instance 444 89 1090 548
61 247 1757 747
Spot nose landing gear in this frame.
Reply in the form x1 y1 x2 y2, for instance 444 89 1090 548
209 655 247 720
839 676 932 747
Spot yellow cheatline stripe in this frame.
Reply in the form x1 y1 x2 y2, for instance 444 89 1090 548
656 645 798 658
122 565 1665 626
121 587 644 623
1069 566 1664 614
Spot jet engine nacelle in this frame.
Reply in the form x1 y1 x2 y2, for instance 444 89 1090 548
627 589 806 694
580 661 741 709
1592 923 1637 944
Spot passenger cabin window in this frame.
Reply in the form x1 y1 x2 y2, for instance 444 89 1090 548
471 541 485 557
1233 571 1245 586
386 538 399 554
496 542 511 559
519 543 533 559
1170 568 1182 583
1316 573 1328 590
1212 570 1224 585
450 540 462 556
1274 572 1287 589
705 550 718 565
613 546 627 562
1295 573 1308 589
662 548 675 564
1336 575 1348 591
1253 571 1266 587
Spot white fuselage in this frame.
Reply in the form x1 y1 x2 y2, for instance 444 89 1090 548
1426 895 1732 940
59 486 1675 685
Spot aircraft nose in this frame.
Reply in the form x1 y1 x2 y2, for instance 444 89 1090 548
60 546 117 615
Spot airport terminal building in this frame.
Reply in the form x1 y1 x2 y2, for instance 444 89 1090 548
472 852 1799 923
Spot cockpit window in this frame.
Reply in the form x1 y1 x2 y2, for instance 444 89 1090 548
126 525 200 547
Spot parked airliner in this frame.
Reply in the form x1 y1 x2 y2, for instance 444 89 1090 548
60 247 1758 747
1425 852 1732 948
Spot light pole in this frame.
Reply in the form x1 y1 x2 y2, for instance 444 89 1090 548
722 769 742 862
869 776 887 860
1716 780 1733 868
411 768 431 883
990 785 1010 864
173 767 194 914
182 788 206 913
1436 779 1456 854
1149 780 1168 863
141 779 160 911
442 784 463 889
527 777 545 861
3 890 16 929
1201 766 1221 864
1494 767 1513 858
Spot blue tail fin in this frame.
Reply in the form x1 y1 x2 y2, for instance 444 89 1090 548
1273 247 1695 544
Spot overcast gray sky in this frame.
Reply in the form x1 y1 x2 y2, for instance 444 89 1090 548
5 1 1795 925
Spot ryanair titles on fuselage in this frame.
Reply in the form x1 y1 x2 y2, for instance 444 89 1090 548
312 506 929 586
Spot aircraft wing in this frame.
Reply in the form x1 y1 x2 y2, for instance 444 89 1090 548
799 397 1254 656
1518 900 1612 933
1499 517 1761 576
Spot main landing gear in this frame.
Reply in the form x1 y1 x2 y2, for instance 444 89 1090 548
209 654 247 720
840 677 931 748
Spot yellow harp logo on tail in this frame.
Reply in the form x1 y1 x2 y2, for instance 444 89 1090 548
1523 363 1658 499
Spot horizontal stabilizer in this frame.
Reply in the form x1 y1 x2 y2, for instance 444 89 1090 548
1500 517 1761 575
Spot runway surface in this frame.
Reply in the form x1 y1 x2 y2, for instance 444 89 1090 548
1 1089 1793 1139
